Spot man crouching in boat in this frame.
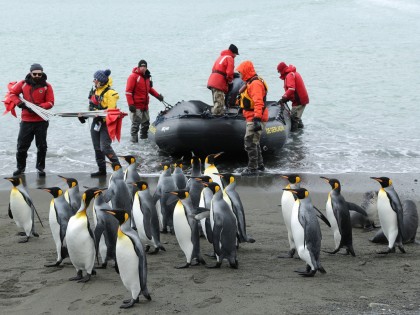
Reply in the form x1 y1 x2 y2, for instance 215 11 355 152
236 61 268 176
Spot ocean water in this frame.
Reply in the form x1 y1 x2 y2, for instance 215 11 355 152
0 0 419 175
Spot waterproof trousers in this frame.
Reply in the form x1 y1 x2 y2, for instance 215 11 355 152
244 122 265 170
211 88 226 115
90 118 119 171
16 121 49 171
130 109 150 140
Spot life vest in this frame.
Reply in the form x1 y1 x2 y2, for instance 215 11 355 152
239 76 268 110
89 86 110 110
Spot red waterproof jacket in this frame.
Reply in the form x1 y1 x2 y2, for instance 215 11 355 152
279 65 309 106
9 74 54 122
236 61 269 122
207 49 236 93
125 68 160 111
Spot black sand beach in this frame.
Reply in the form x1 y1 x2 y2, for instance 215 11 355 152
1 172 419 314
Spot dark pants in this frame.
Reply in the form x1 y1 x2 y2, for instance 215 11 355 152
90 118 119 170
16 121 49 171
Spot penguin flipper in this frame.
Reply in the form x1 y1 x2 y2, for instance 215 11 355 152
8 203 13 219
94 223 105 253
212 223 222 256
347 202 368 217
314 206 331 227
205 218 213 244
20 190 44 228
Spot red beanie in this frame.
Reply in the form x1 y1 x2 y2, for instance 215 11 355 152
277 62 287 74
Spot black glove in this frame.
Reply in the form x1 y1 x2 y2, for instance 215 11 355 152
253 117 262 132
157 94 164 102
129 105 136 113
17 101 27 109
278 97 288 105
78 117 86 124
89 102 97 111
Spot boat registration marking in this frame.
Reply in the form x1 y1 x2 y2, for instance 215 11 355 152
265 126 284 134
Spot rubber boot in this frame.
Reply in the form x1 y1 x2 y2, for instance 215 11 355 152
36 151 46 176
91 168 107 177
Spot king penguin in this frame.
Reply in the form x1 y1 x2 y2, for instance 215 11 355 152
66 187 97 282
279 174 301 258
172 159 187 189
171 190 206 268
119 155 141 199
41 186 76 267
220 173 255 244
153 163 178 233
320 177 360 256
285 187 330 277
132 181 166 253
198 180 219 243
371 177 406 254
186 154 205 209
204 152 224 189
104 209 151 309
92 188 119 269
58 175 81 212
208 187 238 268
5 176 41 243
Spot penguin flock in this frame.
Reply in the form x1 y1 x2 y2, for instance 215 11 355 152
279 175 418 277
4 152 258 309
4 160 419 307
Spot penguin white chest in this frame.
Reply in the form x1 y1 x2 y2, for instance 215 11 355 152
281 191 295 230
66 215 95 272
116 234 141 299
377 190 398 240
326 195 341 248
132 196 151 245
10 189 32 234
49 201 62 254
173 203 193 262
290 202 305 251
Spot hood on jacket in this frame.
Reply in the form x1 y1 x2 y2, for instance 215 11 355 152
236 60 256 82
279 64 296 80
132 67 151 79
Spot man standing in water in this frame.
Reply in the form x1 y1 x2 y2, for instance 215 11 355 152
277 62 309 132
207 44 239 115
9 63 54 177
236 60 268 176
125 60 164 142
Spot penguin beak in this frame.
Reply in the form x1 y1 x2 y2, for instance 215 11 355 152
320 176 330 183
214 152 224 158
169 191 179 196
370 177 381 183
283 188 296 194
281 175 289 179
57 175 68 180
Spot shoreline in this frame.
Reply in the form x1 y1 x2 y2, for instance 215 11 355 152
1 172 419 314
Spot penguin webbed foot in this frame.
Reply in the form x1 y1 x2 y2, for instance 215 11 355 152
16 232 26 236
120 297 139 309
159 245 166 251
377 247 396 255
206 262 222 269
398 245 406 253
278 249 296 259
175 262 191 269
69 270 83 281
246 237 256 243
323 248 340 255
96 262 107 269
44 260 63 267
77 274 92 283
205 252 216 258
296 266 317 277
145 245 150 252
32 232 39 237
148 248 160 255
18 236 29 243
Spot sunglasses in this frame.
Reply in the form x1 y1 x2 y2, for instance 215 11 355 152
32 72 43 77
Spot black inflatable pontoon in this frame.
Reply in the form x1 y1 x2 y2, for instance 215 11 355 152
149 100 291 158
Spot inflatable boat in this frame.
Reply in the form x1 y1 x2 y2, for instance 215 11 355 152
149 100 291 158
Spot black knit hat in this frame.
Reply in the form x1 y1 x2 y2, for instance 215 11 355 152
229 44 239 55
30 63 43 72
138 59 148 67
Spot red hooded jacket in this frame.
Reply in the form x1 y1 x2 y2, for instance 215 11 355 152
9 74 54 122
236 61 269 122
207 49 236 93
125 67 160 111
279 64 309 106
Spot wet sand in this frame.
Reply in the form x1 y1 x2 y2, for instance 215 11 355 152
0 172 419 315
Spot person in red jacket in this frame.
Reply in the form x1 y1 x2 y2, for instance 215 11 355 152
9 63 54 177
277 62 309 131
236 60 269 176
207 44 239 115
125 60 164 142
